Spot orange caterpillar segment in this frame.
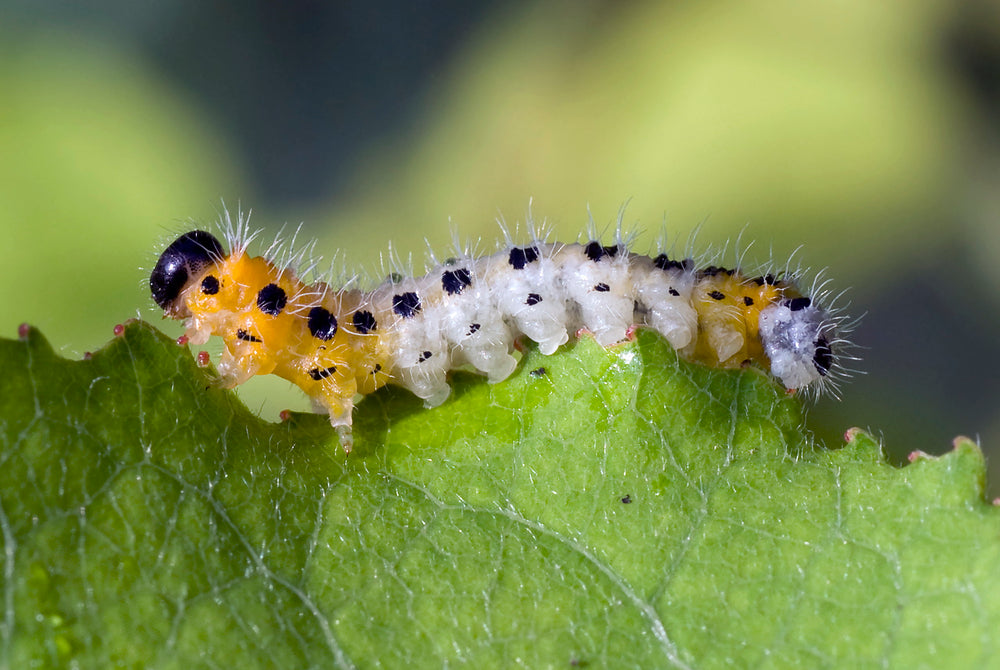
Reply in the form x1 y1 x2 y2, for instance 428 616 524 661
152 236 389 430
687 269 796 371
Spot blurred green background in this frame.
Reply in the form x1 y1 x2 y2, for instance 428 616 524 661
2 1 998 486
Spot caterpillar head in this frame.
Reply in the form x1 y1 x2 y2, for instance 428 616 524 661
150 231 225 316
758 297 837 393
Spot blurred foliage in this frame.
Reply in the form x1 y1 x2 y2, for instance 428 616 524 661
0 32 243 353
316 0 959 274
1 1 998 484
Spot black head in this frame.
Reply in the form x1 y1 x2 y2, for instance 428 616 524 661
150 231 225 310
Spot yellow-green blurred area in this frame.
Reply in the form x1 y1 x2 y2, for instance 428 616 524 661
2 2 999 485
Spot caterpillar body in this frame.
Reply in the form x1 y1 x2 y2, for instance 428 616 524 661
150 212 853 450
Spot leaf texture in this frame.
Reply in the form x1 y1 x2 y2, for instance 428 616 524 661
1 321 997 669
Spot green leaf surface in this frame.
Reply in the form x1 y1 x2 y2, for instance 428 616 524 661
1 322 998 669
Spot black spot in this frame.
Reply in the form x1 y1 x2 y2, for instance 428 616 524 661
418 350 432 363
468 323 481 335
788 297 812 312
508 246 540 270
308 307 338 340
201 275 220 295
308 366 338 381
653 254 694 272
257 284 287 315
668 288 680 297
585 241 619 262
697 265 735 279
150 230 225 309
530 367 547 377
743 296 754 307
813 337 833 376
236 328 261 343
621 494 632 504
442 268 472 295
594 283 610 292
393 292 421 318
708 290 726 301
372 363 383 375
753 273 777 286
526 293 543 306
353 310 377 334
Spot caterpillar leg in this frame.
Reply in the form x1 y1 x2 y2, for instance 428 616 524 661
335 425 354 453
316 395 356 453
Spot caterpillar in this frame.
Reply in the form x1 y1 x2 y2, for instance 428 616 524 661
149 210 854 450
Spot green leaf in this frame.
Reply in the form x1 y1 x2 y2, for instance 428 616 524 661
2 321 998 668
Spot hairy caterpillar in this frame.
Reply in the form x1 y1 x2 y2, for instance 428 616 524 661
150 210 854 450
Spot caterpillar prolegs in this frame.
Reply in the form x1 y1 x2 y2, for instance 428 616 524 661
150 211 854 450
